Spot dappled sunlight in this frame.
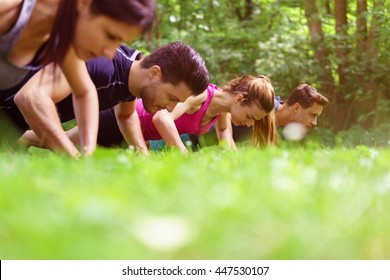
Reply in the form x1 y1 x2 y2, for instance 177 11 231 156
131 215 195 253
282 123 308 142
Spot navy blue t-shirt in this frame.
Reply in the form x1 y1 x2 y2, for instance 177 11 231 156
56 45 141 122
274 96 281 112
0 45 141 132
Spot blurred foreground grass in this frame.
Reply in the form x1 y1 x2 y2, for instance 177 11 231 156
0 146 389 259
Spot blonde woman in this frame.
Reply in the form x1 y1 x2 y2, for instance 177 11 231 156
94 75 277 153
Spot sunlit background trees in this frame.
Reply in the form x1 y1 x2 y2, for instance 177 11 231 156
133 0 390 135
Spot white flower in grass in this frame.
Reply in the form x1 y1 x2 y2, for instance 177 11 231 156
377 173 390 195
132 216 193 252
117 154 129 164
369 148 379 159
282 122 307 141
185 141 192 147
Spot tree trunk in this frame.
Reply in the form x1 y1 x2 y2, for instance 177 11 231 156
360 0 383 129
304 0 339 129
233 0 254 21
331 0 351 129
325 0 332 16
356 0 367 60
334 0 348 86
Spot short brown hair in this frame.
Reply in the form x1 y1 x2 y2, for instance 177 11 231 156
286 84 329 109
141 41 209 95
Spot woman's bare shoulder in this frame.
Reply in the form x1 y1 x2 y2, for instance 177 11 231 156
0 0 23 34
0 0 23 14
35 0 61 11
37 0 61 5
0 0 59 25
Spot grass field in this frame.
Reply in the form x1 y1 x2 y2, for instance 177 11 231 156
1 145 389 259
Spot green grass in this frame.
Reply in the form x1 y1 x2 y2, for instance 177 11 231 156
1 146 389 259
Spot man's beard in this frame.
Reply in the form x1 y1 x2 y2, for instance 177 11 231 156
139 86 154 113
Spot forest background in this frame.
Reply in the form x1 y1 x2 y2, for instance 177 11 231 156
131 0 390 147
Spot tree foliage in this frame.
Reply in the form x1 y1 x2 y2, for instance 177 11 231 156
131 0 390 131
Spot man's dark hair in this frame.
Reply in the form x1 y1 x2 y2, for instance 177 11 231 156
141 41 209 95
286 84 329 109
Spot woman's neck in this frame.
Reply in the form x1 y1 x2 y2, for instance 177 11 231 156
205 89 233 118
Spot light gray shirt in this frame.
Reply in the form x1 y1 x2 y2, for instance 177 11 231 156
0 0 40 90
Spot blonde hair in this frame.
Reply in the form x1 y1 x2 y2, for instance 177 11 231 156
222 75 278 147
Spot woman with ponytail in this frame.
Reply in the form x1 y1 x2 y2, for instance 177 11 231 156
0 0 155 157
221 75 277 148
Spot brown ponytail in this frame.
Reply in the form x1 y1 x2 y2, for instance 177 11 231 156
252 110 278 147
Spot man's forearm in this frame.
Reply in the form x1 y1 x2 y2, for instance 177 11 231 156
117 113 149 154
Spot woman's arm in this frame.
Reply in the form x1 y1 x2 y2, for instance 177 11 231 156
114 101 149 155
152 108 188 154
214 113 237 150
61 47 99 156
152 94 206 154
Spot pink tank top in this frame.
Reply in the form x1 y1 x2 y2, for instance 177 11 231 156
136 84 221 140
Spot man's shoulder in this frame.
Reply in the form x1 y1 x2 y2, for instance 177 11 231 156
115 45 142 62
